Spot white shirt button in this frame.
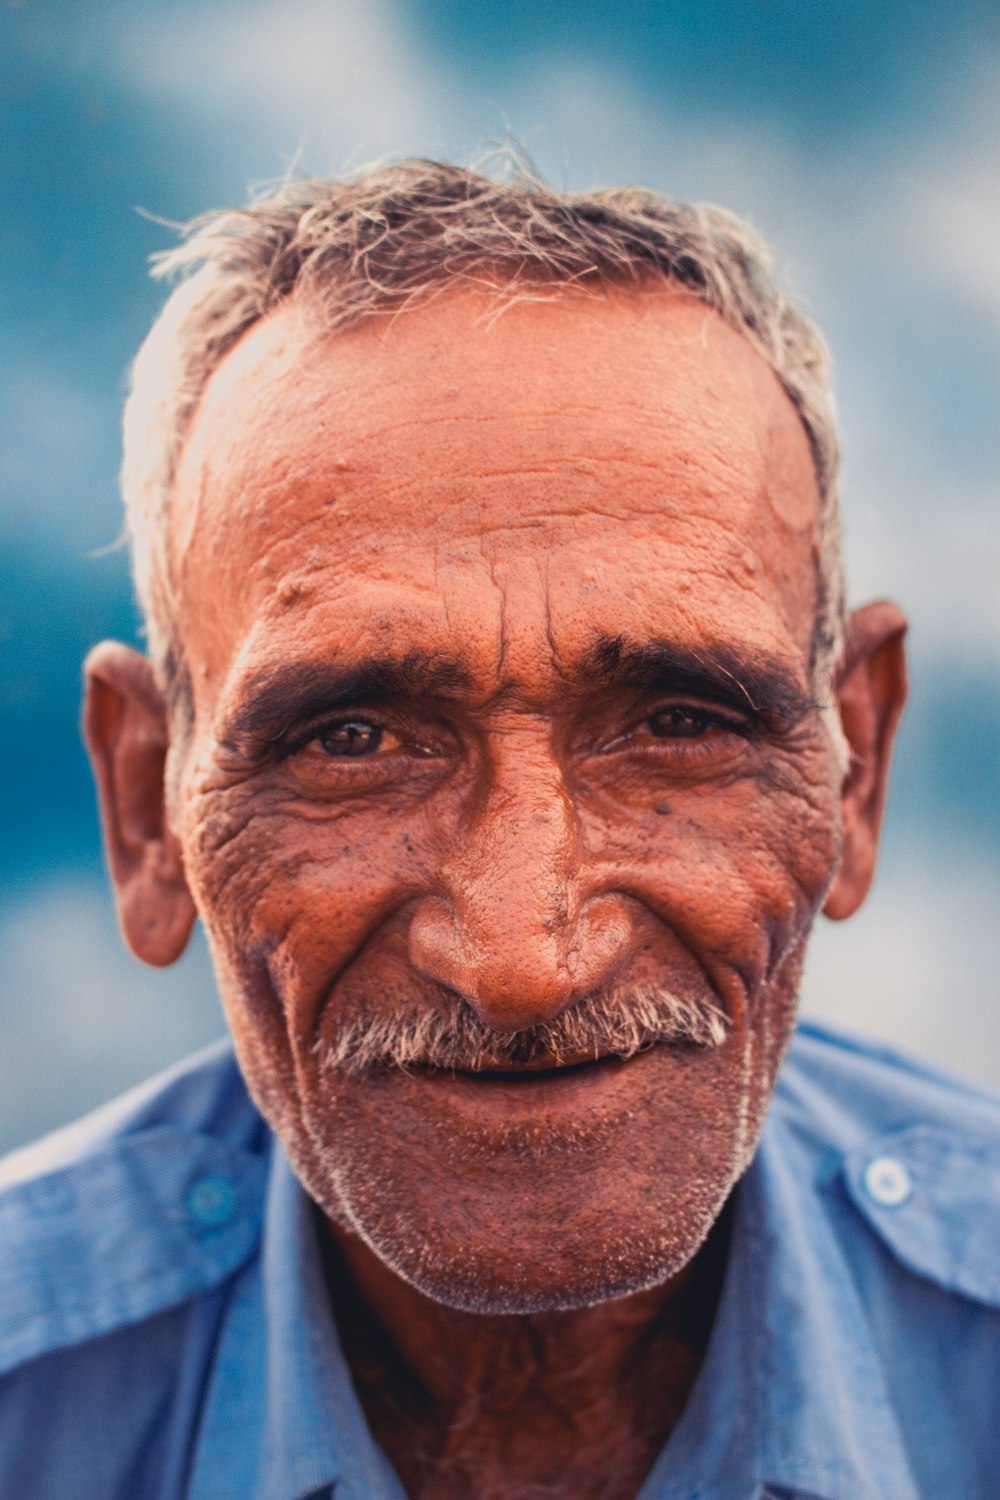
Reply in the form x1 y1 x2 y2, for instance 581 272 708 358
862 1154 913 1208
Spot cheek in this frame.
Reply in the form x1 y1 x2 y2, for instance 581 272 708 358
180 781 424 1031
591 762 841 1009
178 782 425 1171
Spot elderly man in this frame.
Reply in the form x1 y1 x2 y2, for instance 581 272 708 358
1 160 997 1500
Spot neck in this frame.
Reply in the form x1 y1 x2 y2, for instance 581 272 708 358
318 1207 731 1500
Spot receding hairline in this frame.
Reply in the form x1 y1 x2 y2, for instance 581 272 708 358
170 277 823 587
177 272 810 449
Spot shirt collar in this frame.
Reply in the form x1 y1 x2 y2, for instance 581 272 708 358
637 1107 921 1500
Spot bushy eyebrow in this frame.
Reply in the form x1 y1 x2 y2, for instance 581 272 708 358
219 652 473 746
219 633 817 748
582 635 818 727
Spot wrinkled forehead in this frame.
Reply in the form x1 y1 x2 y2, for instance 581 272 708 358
169 287 823 699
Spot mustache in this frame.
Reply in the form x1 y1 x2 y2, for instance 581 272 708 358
319 982 730 1077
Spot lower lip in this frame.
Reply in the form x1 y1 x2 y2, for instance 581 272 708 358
397 1049 667 1116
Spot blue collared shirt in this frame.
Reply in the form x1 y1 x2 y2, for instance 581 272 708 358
1 1020 998 1499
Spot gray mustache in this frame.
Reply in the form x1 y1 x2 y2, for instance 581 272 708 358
320 983 730 1076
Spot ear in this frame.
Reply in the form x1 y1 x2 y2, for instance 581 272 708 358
822 601 908 921
83 641 197 965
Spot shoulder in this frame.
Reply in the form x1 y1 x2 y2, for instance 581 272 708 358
779 1016 1000 1145
775 1021 1000 1488
0 1036 263 1190
775 1020 1000 1307
0 1041 269 1377
778 1021 1000 1270
741 1026 1000 1495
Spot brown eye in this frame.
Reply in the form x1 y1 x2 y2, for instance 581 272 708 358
647 706 713 739
317 720 384 757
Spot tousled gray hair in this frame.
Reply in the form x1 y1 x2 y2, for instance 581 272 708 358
122 155 844 700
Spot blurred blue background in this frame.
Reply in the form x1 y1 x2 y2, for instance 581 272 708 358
2 0 998 1150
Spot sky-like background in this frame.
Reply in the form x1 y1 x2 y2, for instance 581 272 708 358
2 0 998 1150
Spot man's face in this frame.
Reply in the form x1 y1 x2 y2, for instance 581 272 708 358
166 288 842 1312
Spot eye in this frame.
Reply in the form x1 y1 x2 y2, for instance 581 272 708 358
647 705 724 740
316 719 389 758
598 701 751 766
278 713 444 799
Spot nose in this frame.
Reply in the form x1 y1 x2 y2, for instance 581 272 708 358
408 748 632 1031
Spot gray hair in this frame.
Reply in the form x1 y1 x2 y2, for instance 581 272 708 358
122 155 844 702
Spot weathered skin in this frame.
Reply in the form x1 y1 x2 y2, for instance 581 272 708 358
85 287 907 1500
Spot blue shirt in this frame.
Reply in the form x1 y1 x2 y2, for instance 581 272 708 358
1 1021 998 1500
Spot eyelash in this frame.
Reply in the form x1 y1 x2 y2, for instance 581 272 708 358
280 714 393 758
604 700 753 749
647 703 751 734
571 708 753 787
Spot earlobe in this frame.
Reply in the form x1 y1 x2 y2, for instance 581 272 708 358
83 641 197 966
822 601 908 921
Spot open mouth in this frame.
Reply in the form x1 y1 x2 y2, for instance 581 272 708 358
389 1047 670 1120
411 1052 632 1082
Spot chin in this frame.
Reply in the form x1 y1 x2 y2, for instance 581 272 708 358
370 1223 723 1316
296 1119 746 1318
